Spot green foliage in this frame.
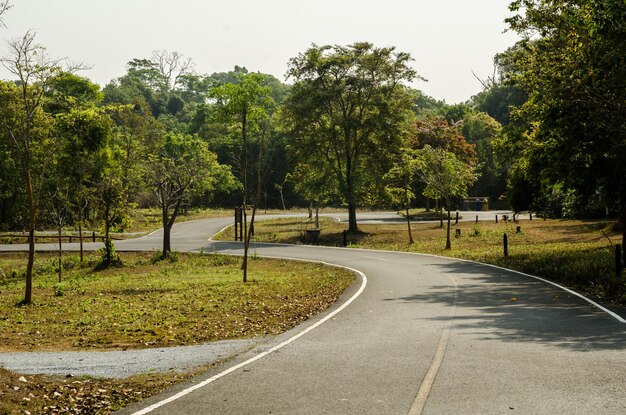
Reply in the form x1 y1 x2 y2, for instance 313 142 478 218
502 0 626 225
283 42 418 230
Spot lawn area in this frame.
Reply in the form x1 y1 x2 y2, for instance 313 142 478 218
0 250 354 414
217 215 625 304
0 251 354 351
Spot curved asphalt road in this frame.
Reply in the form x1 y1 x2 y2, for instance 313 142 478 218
2 213 626 414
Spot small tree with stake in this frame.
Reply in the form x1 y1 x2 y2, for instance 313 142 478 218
413 145 478 250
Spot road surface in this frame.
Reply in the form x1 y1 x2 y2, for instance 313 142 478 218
1 213 625 414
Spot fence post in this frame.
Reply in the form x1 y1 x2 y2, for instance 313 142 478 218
495 214 498 224
234 208 237 241
343 230 347 247
455 211 459 225
529 212 533 221
503 233 508 257
92 231 96 242
616 244 622 277
475 215 478 224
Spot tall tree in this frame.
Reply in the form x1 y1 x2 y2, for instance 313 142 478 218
0 31 63 304
284 42 418 233
56 107 112 261
384 150 418 244
504 0 626 244
210 72 275 282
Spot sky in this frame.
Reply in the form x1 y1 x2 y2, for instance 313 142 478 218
0 0 520 104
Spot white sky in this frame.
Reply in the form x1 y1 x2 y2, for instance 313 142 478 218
1 0 520 103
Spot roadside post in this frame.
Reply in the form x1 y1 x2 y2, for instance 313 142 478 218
616 244 622 277
503 233 508 257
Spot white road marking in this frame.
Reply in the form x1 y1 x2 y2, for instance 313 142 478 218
130 261 367 415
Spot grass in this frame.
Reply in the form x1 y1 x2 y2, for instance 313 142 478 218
217 216 626 304
0 251 354 351
0 250 354 413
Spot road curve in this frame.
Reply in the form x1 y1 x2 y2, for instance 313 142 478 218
2 215 626 414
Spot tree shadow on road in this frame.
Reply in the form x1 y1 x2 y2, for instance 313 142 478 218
385 260 626 352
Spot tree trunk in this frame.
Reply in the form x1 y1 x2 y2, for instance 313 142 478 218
315 201 320 229
57 219 63 283
445 201 451 250
406 206 414 244
241 110 249 283
308 201 313 219
279 187 286 210
162 204 170 258
77 180 84 262
24 165 35 305
348 203 358 233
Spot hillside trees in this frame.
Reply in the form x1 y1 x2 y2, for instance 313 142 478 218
283 42 418 232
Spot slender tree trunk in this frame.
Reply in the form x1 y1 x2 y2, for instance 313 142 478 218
77 179 84 262
315 201 320 229
406 206 414 244
57 219 63 283
445 201 451 250
279 187 286 210
24 165 35 305
308 201 313 219
241 111 249 283
162 204 170 258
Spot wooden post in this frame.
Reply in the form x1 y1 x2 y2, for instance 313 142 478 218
476 215 478 224
455 211 459 225
495 214 498 224
92 231 96 242
529 212 533 221
234 207 239 241
503 233 508 257
616 244 622 277
343 230 347 247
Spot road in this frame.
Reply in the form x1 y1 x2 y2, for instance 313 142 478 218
2 213 625 414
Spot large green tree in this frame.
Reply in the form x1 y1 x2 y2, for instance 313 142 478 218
503 0 626 245
284 42 418 232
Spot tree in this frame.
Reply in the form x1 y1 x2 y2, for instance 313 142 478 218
145 133 235 258
413 145 479 250
384 150 418 244
406 115 477 211
503 0 626 246
284 42 418 233
0 31 63 305
56 107 112 262
210 72 275 282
